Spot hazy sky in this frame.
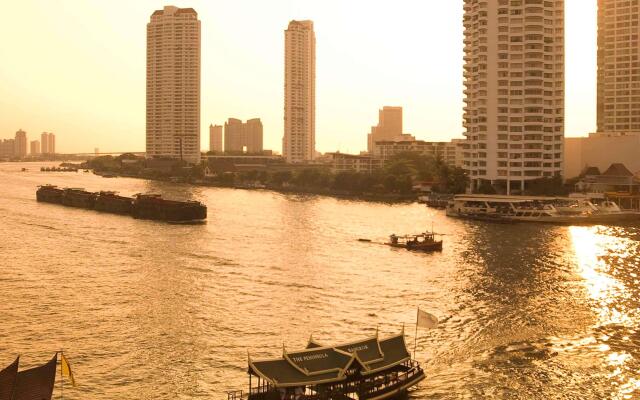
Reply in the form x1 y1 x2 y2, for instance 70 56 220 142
0 0 596 154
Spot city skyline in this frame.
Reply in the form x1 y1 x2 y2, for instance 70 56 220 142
0 0 597 154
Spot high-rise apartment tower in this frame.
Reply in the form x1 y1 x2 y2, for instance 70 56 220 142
224 118 263 154
597 0 640 133
14 130 27 158
209 124 223 153
462 0 565 193
283 20 316 163
146 6 201 164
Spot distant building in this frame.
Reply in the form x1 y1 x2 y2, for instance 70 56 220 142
564 132 640 179
367 107 409 153
41 133 49 154
30 140 40 155
374 139 464 167
48 132 55 154
205 154 284 173
597 0 640 133
327 152 384 174
14 129 27 158
146 6 201 164
224 118 263 154
463 0 564 192
283 20 315 163
41 132 55 154
0 139 15 158
450 139 466 168
209 124 223 153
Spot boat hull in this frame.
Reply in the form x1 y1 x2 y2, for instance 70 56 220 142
386 240 443 252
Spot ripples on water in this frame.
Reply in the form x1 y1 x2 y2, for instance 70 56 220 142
1 162 639 399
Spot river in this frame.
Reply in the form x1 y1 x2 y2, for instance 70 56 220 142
1 162 639 399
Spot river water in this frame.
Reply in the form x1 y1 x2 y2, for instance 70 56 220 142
1 162 639 399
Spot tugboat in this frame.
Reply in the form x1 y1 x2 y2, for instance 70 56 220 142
386 231 443 252
227 329 425 400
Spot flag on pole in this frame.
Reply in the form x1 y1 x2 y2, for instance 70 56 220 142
60 353 76 387
416 308 438 329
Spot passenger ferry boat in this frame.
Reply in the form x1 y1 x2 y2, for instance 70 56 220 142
445 194 640 224
227 330 425 400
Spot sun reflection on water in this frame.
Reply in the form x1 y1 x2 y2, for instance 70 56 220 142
569 226 631 326
570 226 639 399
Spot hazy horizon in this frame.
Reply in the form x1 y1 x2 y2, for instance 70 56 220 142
0 0 596 154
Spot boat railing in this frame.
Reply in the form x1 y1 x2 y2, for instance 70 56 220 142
227 390 245 400
358 361 424 399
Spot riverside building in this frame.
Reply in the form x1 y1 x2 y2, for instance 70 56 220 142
283 20 316 163
146 6 201 164
462 0 565 193
597 0 640 133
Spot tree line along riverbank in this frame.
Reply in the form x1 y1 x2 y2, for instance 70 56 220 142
81 152 470 202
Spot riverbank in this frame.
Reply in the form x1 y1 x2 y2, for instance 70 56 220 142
95 170 418 203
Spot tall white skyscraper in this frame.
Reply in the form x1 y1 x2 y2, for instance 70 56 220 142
597 0 640 133
146 6 201 164
283 20 316 163
462 0 565 193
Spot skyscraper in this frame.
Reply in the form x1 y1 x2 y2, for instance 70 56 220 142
41 132 49 154
209 124 223 153
146 6 201 164
30 140 40 155
462 0 565 193
14 129 27 158
48 132 55 154
597 0 640 133
224 118 263 154
367 106 404 153
283 20 315 163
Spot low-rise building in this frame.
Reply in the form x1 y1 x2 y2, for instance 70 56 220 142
326 152 384 174
574 163 640 194
374 139 463 167
565 132 640 179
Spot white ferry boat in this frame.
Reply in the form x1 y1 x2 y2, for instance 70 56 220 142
445 194 640 224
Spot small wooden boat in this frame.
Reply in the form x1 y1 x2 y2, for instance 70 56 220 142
386 232 443 252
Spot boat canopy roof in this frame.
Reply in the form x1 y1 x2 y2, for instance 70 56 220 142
248 333 410 388
453 194 578 203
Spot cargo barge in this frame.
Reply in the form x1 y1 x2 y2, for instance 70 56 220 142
132 194 207 222
36 185 207 223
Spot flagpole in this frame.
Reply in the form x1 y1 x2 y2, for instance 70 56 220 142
413 308 419 360
60 350 63 400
